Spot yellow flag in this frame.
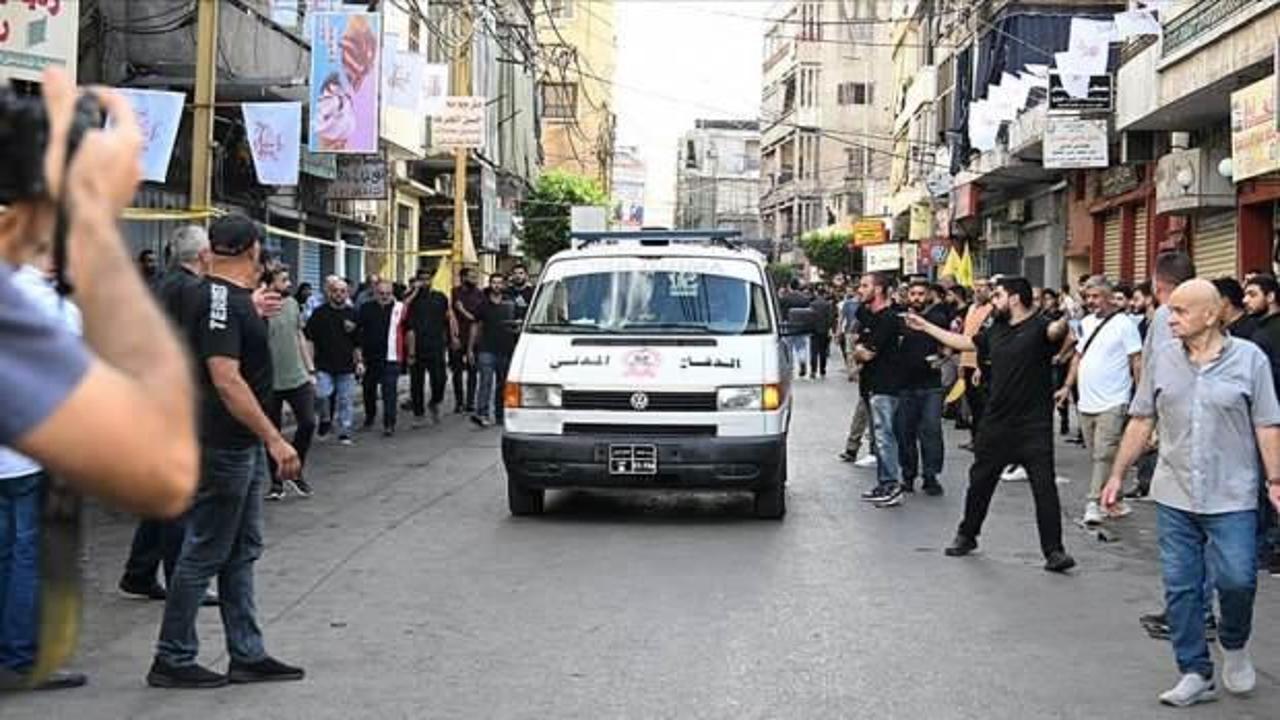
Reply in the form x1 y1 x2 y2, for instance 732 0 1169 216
431 256 454 296
946 377 967 405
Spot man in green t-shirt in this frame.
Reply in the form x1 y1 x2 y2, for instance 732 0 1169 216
265 266 316 500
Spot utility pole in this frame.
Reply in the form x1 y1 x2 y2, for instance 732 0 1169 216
190 0 219 218
451 5 473 268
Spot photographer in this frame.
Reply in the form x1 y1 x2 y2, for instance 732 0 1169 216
0 69 196 517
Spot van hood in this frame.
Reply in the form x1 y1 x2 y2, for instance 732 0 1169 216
510 334 769 390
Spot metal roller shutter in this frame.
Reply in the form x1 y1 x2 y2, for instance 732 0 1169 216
1193 211 1237 280
1133 204 1148 283
1103 209 1122 280
299 239 322 288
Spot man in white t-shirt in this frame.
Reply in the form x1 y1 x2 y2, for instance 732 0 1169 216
1055 275 1143 525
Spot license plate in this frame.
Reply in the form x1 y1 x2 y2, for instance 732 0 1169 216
609 444 657 475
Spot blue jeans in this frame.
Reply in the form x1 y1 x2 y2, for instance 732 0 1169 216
895 387 944 485
475 352 510 422
786 335 810 371
1157 504 1257 678
0 473 40 671
315 371 356 437
156 446 267 667
870 394 902 488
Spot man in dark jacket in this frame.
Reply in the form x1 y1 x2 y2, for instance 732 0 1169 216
406 270 457 425
808 286 835 379
356 280 400 435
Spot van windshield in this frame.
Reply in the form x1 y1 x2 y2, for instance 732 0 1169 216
525 269 773 335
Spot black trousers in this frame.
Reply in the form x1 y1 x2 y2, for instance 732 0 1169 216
809 333 830 377
962 367 987 442
409 348 448 416
449 345 477 411
362 358 400 429
122 518 185 589
959 426 1065 558
267 381 317 487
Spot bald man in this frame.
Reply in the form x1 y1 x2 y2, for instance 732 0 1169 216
1106 279 1280 706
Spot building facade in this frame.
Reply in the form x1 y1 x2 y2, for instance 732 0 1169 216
675 120 764 244
611 144 647 228
759 0 895 265
536 0 617 193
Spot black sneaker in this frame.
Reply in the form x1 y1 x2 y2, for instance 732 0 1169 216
146 659 227 689
901 480 916 494
860 485 892 502
1044 550 1077 573
317 421 332 438
1268 550 1280 577
1141 611 1170 639
383 426 394 437
33 669 87 691
838 450 858 462
922 481 944 497
119 577 166 601
265 484 285 502
944 534 978 557
872 484 905 508
287 478 313 498
227 656 305 684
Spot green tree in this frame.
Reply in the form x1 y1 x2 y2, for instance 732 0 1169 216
519 170 609 264
799 229 851 279
766 262 797 288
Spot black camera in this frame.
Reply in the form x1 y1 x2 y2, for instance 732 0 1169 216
0 85 104 204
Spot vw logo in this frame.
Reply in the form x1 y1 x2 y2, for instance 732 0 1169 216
629 391 650 411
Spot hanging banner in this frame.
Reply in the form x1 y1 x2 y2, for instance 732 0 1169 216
908 204 933 241
1230 76 1280 182
423 63 450 116
1048 73 1113 113
1043 116 1109 169
433 96 487 149
1112 9 1161 39
242 102 302 186
330 156 388 200
0 0 79 83
309 11 381 154
1066 18 1113 74
116 89 185 183
384 49 426 112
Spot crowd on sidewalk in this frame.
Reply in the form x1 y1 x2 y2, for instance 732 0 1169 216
0 217 533 693
781 252 1280 707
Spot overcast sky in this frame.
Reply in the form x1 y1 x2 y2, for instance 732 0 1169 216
613 1 766 226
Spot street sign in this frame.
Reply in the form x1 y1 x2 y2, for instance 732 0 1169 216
852 219 887 246
330 157 388 199
1048 73 1113 114
433 96 487 150
1044 116 1109 169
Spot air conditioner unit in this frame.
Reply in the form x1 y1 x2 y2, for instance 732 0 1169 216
1007 199 1026 224
1154 146 1235 216
1121 131 1157 165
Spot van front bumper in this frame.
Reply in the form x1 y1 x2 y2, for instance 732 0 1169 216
502 432 785 490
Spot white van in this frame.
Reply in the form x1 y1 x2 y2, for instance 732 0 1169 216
500 230 807 519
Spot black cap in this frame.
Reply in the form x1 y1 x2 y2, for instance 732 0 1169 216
209 214 262 256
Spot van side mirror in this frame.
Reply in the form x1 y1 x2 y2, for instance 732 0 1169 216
780 307 815 336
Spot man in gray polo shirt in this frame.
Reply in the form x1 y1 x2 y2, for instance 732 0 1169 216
1105 279 1280 707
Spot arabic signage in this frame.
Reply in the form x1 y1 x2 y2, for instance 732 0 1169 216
1099 164 1139 197
433 96 487 149
300 145 338 180
1230 75 1280 183
1047 73 1113 114
0 0 77 83
329 157 388 200
852 219 888 247
1163 0 1255 58
1043 116 1109 169
863 243 902 272
309 11 381 153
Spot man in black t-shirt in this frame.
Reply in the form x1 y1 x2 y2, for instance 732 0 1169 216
405 270 457 424
895 279 947 496
305 278 362 443
470 273 517 427
851 272 907 507
150 214 304 689
906 276 1076 573
504 263 536 317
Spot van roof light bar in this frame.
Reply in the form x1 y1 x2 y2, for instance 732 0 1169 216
571 229 743 250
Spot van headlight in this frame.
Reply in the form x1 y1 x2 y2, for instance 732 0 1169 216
717 385 784 411
717 386 762 410
510 383 562 409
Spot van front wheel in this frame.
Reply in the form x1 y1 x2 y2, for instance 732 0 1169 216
753 448 787 520
508 477 545 516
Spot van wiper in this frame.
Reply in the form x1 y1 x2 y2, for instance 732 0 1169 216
621 322 713 333
524 323 606 334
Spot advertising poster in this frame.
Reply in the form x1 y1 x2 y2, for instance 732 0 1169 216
0 0 78 83
433 96 487 149
309 11 381 154
1230 76 1279 182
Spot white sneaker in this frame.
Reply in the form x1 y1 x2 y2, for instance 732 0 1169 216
1082 501 1105 526
854 455 878 468
1000 465 1028 482
1222 647 1256 695
1159 673 1217 707
1108 500 1133 519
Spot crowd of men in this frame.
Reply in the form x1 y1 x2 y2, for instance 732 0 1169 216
782 252 1280 707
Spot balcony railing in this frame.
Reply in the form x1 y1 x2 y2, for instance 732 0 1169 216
1163 0 1268 57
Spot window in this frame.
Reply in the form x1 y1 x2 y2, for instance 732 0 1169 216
408 16 421 53
540 82 577 120
546 0 574 20
845 147 865 177
838 82 873 106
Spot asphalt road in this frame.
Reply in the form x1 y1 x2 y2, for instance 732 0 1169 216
4 372 1280 719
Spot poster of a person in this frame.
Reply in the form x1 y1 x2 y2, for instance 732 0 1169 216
309 11 381 153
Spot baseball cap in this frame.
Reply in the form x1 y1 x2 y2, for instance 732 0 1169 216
209 214 263 256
